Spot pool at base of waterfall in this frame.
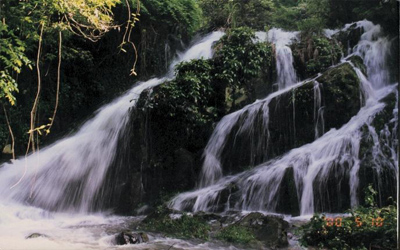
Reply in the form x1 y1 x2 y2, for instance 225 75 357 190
1 203 325 250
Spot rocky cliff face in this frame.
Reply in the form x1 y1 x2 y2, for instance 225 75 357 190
98 28 397 216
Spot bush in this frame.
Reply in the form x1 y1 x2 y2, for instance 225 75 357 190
214 27 273 104
299 185 397 250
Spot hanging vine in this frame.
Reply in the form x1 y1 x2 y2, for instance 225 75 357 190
5 0 140 189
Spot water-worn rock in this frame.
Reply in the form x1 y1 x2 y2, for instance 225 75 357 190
228 212 289 247
291 36 343 79
333 23 363 56
114 231 149 245
26 233 49 239
220 62 362 174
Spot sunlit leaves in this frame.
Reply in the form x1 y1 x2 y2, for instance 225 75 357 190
0 22 32 105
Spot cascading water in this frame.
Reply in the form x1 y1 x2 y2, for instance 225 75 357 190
199 29 300 187
257 29 299 90
0 31 223 249
172 20 398 216
313 81 324 139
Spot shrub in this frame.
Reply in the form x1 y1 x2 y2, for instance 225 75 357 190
299 185 397 250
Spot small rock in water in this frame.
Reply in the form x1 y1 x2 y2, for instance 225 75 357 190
115 231 149 245
26 233 49 239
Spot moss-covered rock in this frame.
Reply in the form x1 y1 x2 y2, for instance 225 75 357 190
291 36 343 79
215 62 363 175
348 55 367 76
141 208 211 240
276 167 300 215
316 62 361 129
333 23 364 56
233 213 289 247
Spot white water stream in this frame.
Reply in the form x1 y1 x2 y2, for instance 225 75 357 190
257 29 299 90
199 29 300 188
0 31 224 250
0 19 397 249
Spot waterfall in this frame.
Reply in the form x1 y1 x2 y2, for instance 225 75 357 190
172 21 398 215
0 31 224 213
257 29 299 90
199 29 299 187
313 81 324 139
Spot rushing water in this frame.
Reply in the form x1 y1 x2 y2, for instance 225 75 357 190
173 20 398 215
0 31 224 250
257 29 299 90
199 29 300 188
0 20 397 249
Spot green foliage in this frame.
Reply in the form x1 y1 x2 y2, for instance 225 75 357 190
327 0 398 35
150 59 215 127
214 27 273 100
269 4 304 31
142 27 273 135
299 185 397 250
305 37 342 76
295 0 329 36
136 0 202 37
198 0 275 30
0 22 32 105
216 225 256 244
143 208 211 240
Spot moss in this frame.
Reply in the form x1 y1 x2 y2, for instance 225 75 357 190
348 55 367 76
142 206 211 240
292 36 343 79
316 62 361 129
372 93 396 132
358 92 397 208
216 225 256 244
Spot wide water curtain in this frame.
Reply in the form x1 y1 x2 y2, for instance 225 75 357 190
0 32 224 213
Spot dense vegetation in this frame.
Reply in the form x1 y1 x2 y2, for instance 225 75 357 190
1 0 397 160
0 0 202 158
299 186 397 249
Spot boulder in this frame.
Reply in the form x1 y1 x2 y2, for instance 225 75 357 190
26 233 49 239
114 231 149 245
291 36 343 79
234 212 289 247
333 23 364 56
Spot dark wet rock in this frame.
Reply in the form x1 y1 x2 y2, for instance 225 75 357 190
134 205 154 216
114 231 149 245
26 233 49 239
333 23 364 56
276 167 300 216
218 62 362 176
358 92 398 207
194 211 222 221
348 55 367 76
291 36 343 80
316 62 361 129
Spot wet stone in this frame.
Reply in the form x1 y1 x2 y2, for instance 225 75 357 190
26 233 49 239
114 231 149 245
